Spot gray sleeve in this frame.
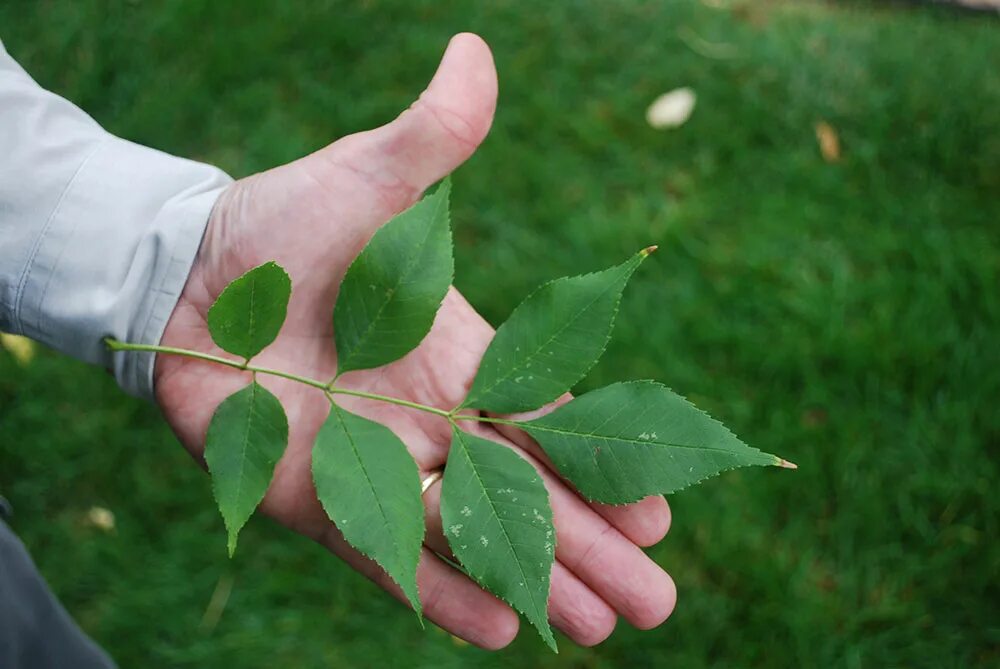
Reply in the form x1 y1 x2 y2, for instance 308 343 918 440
0 40 232 399
0 520 116 668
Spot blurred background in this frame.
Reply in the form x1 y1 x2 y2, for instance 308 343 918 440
1 1 998 667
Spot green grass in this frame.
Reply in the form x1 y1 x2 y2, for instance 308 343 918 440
2 1 998 666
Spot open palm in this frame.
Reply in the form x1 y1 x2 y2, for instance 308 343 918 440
154 34 675 649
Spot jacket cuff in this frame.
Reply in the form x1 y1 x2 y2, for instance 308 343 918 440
16 134 231 400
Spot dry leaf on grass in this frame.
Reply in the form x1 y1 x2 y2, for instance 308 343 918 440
0 333 35 366
85 506 116 532
815 121 841 162
646 88 697 129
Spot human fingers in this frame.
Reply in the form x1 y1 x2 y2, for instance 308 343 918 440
456 421 677 630
421 475 618 646
316 521 519 650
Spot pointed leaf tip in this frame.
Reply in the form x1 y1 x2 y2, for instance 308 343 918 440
312 404 425 618
522 381 783 503
462 253 645 414
640 245 658 257
441 428 557 650
776 458 798 470
205 382 289 558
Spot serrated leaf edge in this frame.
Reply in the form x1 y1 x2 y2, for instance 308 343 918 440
312 402 426 623
445 428 558 652
461 250 648 413
205 381 289 557
521 380 783 505
335 179 453 375
207 261 291 362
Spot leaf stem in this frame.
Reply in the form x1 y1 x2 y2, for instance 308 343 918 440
107 339 250 370
450 413 522 428
328 386 452 418
106 339 452 418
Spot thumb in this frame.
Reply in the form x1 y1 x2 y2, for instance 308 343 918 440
306 33 498 213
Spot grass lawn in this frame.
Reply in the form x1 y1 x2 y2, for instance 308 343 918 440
1 1 998 666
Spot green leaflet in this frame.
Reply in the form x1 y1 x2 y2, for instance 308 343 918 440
312 402 425 619
522 381 783 504
204 381 289 556
441 427 557 651
207 261 291 361
333 179 453 375
462 249 651 414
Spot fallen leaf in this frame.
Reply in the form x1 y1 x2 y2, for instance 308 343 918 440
0 333 35 366
85 506 116 532
815 121 841 162
646 88 697 129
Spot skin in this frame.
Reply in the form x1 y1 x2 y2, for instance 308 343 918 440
155 33 676 649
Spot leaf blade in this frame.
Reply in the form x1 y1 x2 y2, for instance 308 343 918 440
522 381 783 504
207 261 291 361
312 403 425 619
462 250 650 414
334 179 453 374
204 381 289 555
440 427 557 651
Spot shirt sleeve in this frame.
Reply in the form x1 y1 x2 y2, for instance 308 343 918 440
0 41 232 400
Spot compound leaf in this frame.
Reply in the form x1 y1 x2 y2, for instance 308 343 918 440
207 261 291 361
441 427 557 651
312 402 425 619
462 249 652 414
205 381 289 556
334 179 453 374
522 381 785 504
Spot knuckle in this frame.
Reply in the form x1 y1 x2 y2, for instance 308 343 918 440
572 523 617 572
412 97 482 150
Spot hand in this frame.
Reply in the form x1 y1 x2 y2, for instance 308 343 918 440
155 33 675 649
